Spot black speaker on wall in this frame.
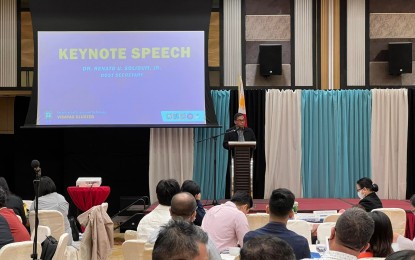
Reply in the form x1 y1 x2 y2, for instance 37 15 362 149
259 44 282 76
388 42 412 75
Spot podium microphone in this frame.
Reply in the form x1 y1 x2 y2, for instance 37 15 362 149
31 159 42 260
227 127 239 133
31 160 41 177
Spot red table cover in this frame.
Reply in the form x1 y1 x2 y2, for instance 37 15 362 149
406 212 415 240
67 186 110 212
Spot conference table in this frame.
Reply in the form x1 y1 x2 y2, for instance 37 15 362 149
67 186 111 212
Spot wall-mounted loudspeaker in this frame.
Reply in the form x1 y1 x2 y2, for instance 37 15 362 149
388 42 412 75
259 44 282 76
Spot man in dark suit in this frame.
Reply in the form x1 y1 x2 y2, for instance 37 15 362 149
223 113 256 150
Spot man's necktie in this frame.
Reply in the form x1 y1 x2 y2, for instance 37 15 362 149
237 129 245 141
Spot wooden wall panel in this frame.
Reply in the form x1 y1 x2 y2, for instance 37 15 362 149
21 12 34 68
208 12 220 67
246 0 290 15
0 98 14 134
370 0 415 13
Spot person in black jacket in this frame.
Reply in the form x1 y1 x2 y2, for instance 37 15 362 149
356 177 383 212
0 177 27 226
181 180 205 226
223 113 256 150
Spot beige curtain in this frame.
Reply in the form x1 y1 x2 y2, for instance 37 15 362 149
264 90 303 199
0 0 17 88
148 128 194 203
371 89 408 199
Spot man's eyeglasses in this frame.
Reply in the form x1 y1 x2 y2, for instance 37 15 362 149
236 119 245 122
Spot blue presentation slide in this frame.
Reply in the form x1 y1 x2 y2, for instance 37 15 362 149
36 31 206 125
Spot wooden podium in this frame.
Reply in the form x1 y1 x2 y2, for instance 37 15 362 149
228 141 256 197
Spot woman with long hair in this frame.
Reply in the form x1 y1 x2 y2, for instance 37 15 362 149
359 211 394 258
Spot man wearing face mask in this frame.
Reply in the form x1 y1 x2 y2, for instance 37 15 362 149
223 113 256 150
356 177 383 212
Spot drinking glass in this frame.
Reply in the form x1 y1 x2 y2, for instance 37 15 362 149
315 240 327 256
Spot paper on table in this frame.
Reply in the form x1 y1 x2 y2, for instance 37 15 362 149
220 254 239 260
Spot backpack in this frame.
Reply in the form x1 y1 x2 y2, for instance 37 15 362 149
40 235 58 260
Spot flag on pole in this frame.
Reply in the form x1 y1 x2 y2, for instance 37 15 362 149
238 75 248 127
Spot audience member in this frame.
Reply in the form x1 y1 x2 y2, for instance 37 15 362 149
0 214 14 249
243 188 310 260
311 208 374 260
393 194 415 250
202 191 252 252
181 180 206 226
0 187 30 242
240 235 295 260
352 204 367 211
385 250 415 260
358 211 393 258
356 177 382 212
148 192 221 260
0 177 27 226
153 220 209 260
29 176 73 245
169 192 198 222
137 179 180 240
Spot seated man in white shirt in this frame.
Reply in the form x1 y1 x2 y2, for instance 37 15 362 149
136 179 180 240
305 208 375 260
148 192 221 260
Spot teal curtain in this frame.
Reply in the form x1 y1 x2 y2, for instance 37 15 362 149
193 90 230 200
301 90 372 198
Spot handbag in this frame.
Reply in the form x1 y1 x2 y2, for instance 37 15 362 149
41 235 58 260
69 216 80 241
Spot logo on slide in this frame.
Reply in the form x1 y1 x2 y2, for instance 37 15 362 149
161 111 206 122
45 112 52 120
